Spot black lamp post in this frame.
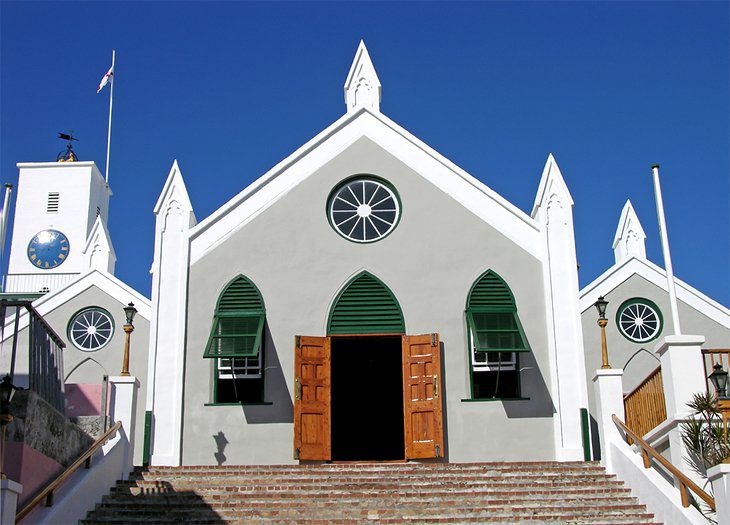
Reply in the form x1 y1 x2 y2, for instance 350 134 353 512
121 302 137 376
594 296 611 369
0 375 17 479
709 363 729 399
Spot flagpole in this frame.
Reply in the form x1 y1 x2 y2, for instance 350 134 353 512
651 164 682 335
104 49 115 184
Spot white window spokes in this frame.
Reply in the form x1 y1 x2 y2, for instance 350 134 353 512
69 309 114 351
618 302 661 342
330 179 399 242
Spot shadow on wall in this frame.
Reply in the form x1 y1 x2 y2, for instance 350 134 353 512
83 480 227 523
503 351 556 419
242 328 293 424
213 431 228 465
439 341 450 463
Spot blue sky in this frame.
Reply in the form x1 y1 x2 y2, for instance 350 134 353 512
1 1 728 306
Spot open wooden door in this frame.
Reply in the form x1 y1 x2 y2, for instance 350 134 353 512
402 333 444 459
293 336 331 460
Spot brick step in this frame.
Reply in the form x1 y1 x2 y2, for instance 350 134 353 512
96 497 642 513
138 463 607 476
81 509 653 525
85 462 659 524
84 504 656 521
121 472 620 485
100 490 636 506
128 472 615 485
113 480 626 496
83 520 657 525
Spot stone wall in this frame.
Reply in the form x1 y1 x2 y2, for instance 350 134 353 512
8 389 93 467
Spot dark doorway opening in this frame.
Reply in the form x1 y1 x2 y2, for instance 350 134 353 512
331 336 404 461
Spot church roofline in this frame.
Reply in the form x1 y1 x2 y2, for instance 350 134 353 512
188 106 541 264
578 256 730 327
1 269 151 340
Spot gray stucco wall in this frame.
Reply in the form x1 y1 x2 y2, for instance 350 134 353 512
4 285 150 465
582 273 730 422
182 136 556 465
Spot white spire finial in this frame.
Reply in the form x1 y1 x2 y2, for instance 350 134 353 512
344 40 381 113
612 199 647 264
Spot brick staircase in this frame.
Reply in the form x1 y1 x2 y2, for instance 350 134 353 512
82 461 659 524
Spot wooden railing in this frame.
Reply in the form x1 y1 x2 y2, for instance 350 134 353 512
612 414 715 512
703 349 730 396
623 366 666 442
16 420 122 522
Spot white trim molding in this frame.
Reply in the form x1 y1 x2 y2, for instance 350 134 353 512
189 108 541 265
148 160 194 466
579 257 730 328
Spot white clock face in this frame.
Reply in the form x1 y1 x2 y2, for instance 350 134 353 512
328 178 400 243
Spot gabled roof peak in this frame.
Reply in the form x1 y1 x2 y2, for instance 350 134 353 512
344 40 381 113
612 199 647 264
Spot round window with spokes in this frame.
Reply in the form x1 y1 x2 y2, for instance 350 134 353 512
616 298 663 343
68 308 115 352
327 177 401 243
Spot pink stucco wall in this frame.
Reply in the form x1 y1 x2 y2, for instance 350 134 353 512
65 383 107 417
4 442 62 506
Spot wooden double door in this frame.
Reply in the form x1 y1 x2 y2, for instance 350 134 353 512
293 334 444 461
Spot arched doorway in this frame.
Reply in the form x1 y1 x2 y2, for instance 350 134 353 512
293 272 444 463
328 272 405 461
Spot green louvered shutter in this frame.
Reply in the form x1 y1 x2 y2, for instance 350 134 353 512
468 271 516 310
328 272 405 334
466 271 530 353
204 276 265 358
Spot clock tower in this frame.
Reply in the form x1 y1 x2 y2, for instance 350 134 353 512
4 160 113 294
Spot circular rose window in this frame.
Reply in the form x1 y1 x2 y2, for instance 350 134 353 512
68 308 115 351
616 298 663 343
327 178 400 243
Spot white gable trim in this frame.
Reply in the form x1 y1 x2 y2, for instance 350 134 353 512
2 269 151 337
579 257 730 328
189 108 541 264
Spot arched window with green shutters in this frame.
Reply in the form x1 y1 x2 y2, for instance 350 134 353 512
204 275 266 359
466 270 529 353
328 271 405 334
466 270 530 399
204 275 267 404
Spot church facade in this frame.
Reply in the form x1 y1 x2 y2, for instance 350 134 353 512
147 42 590 466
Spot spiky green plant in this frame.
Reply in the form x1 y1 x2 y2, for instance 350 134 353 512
681 392 730 475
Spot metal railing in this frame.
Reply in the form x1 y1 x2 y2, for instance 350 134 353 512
15 421 121 522
612 414 715 512
0 300 66 414
623 366 667 443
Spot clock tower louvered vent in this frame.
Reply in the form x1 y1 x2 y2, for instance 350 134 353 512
328 272 405 334
47 192 59 213
217 276 264 312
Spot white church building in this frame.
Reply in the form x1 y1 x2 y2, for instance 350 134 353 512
2 42 728 486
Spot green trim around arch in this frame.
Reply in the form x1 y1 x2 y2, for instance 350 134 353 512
204 275 266 358
327 271 405 335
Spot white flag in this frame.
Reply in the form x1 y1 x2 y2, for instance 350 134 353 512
97 65 114 93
